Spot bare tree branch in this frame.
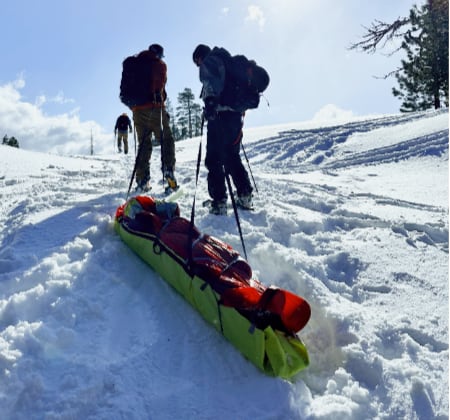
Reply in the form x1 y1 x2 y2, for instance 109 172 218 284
373 67 403 80
349 17 410 54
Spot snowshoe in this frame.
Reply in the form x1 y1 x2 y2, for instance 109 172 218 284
135 181 151 194
164 184 180 195
203 199 227 215
235 193 254 211
164 169 178 191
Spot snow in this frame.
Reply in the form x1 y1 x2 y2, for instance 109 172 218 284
0 109 448 419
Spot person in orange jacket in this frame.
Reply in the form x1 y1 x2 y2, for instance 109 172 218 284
131 44 177 193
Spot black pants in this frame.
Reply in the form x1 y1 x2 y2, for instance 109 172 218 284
205 111 252 202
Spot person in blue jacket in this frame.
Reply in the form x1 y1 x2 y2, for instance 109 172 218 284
192 44 253 215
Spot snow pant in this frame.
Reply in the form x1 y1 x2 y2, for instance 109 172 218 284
117 130 129 154
132 107 176 186
205 111 252 202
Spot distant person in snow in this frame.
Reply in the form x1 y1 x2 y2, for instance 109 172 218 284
192 44 253 215
114 113 132 154
131 44 177 193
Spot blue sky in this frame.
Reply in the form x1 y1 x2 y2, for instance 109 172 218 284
0 0 419 154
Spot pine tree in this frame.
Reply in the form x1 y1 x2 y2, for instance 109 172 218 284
176 88 202 139
2 134 20 148
393 0 449 111
191 103 203 137
8 137 19 148
165 98 180 140
350 0 449 112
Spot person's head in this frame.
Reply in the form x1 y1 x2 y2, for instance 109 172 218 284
149 43 164 59
192 44 211 66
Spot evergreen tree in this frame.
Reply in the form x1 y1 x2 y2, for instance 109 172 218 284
165 98 180 140
176 88 203 139
8 137 19 148
350 0 449 112
191 103 203 137
2 134 20 148
393 0 449 111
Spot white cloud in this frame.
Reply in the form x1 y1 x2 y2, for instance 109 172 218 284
246 5 266 30
35 95 46 108
312 104 355 122
52 91 76 105
35 91 75 108
0 77 110 155
14 78 26 90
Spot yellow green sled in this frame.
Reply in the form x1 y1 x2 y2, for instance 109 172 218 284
114 195 310 379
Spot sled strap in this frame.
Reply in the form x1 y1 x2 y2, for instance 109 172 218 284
152 219 170 255
258 286 278 309
217 299 224 334
199 281 225 334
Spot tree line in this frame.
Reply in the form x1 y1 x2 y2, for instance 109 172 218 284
350 0 448 112
165 88 203 141
2 134 20 148
6 2 447 152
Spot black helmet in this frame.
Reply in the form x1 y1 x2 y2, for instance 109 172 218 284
149 43 164 58
192 44 211 64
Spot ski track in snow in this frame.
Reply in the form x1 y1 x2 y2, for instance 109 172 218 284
0 109 448 419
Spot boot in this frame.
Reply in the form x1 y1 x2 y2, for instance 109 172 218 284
236 193 253 210
209 199 227 215
164 169 178 190
135 179 151 193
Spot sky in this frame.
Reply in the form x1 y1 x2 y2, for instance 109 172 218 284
1 0 422 155
0 109 447 418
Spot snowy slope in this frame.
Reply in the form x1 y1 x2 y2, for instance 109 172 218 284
0 109 448 419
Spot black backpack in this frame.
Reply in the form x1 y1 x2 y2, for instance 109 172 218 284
213 48 270 112
119 53 153 109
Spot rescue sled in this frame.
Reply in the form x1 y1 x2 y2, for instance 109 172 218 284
114 195 311 379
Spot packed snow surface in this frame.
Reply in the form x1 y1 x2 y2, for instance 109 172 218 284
0 110 448 419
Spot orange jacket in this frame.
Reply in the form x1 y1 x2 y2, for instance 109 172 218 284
132 50 167 110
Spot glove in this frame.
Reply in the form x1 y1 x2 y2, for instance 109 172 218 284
203 97 218 121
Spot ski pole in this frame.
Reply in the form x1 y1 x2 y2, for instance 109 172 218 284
187 115 205 272
226 172 248 261
133 123 137 156
126 128 146 200
160 106 165 185
241 141 258 194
